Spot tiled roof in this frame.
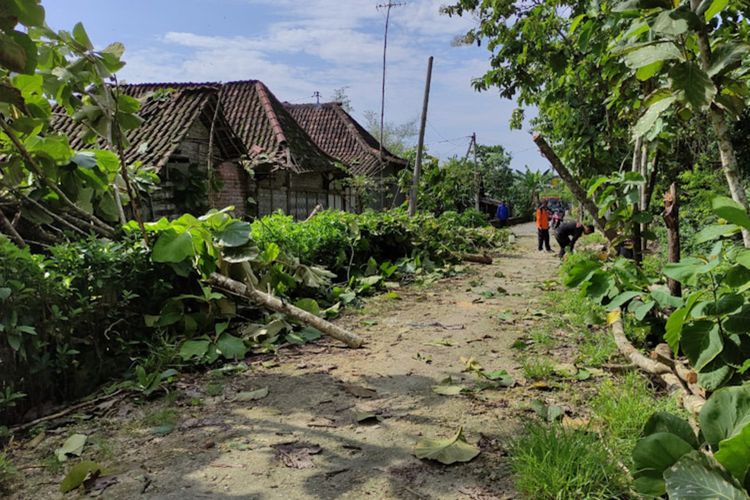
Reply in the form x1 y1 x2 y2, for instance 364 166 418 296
284 102 408 177
110 81 335 175
50 85 246 171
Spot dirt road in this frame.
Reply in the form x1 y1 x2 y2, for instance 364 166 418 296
12 223 562 499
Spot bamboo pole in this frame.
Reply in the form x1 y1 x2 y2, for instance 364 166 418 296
208 273 363 348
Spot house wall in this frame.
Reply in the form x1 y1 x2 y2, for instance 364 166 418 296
255 170 343 219
147 120 248 219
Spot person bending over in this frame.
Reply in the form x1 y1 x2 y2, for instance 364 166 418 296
555 221 594 258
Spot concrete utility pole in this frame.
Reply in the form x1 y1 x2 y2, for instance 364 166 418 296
376 1 404 159
408 55 434 217
471 132 481 211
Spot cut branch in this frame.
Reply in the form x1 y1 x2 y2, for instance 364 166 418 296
208 273 363 348
0 208 25 247
532 134 616 241
610 308 705 415
0 118 114 236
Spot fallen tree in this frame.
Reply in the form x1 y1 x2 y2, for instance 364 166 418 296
532 134 617 242
208 273 364 348
609 308 705 416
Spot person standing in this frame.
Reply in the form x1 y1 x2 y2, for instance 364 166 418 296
536 201 552 252
495 201 509 227
555 221 595 258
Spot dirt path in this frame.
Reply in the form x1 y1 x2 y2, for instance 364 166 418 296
12 223 563 500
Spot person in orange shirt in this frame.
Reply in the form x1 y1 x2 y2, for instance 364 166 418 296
536 200 553 252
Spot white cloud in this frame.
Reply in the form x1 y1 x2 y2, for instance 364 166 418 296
119 0 539 169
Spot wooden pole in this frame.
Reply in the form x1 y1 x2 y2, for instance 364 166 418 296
409 56 434 217
208 273 363 348
663 183 681 297
532 134 616 241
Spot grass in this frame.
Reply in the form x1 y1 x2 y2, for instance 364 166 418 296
0 452 15 493
577 329 617 367
590 372 682 466
530 328 555 349
522 356 554 380
510 422 628 499
141 408 179 428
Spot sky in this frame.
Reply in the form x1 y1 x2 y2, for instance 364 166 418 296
44 0 540 171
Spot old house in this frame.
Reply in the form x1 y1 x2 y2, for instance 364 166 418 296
52 85 249 219
218 81 342 219
285 102 409 210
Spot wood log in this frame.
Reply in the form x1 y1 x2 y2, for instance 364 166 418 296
610 308 705 415
609 310 671 375
459 253 492 265
208 273 363 348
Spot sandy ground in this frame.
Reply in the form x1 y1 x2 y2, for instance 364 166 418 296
9 222 564 500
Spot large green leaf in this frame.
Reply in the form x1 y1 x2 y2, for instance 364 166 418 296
624 42 683 69
633 95 676 138
704 293 744 317
216 333 247 360
681 320 722 371
716 422 750 480
724 266 750 288
563 259 600 287
697 362 734 391
663 257 709 282
607 291 642 310
702 0 730 20
59 460 101 494
700 385 750 449
643 412 699 449
664 451 748 500
414 427 480 464
651 9 695 36
714 196 750 231
215 220 252 248
724 305 750 334
55 433 87 462
670 61 717 110
695 224 741 244
179 339 210 361
8 0 45 27
294 298 320 316
632 432 696 497
709 43 750 77
665 292 702 355
152 230 194 263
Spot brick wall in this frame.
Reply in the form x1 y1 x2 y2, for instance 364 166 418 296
212 161 250 216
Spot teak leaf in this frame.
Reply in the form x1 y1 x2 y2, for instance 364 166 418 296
414 427 480 465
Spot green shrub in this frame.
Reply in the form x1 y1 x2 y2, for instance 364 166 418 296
0 451 14 494
0 235 177 424
251 208 507 279
510 422 627 499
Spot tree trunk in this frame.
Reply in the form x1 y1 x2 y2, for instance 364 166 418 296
663 183 682 297
532 134 616 241
208 273 363 348
631 137 646 264
690 0 750 247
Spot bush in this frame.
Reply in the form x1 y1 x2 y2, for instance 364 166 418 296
0 236 177 424
251 208 507 279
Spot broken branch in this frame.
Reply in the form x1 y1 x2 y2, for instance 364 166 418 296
208 273 363 348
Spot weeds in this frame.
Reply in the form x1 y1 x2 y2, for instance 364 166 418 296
522 357 554 380
510 422 627 499
530 329 555 349
590 372 682 466
141 408 179 428
0 452 15 493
